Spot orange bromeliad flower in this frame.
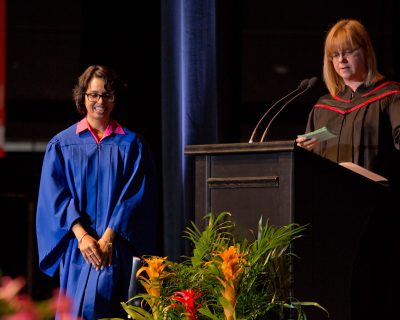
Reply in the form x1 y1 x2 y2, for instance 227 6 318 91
137 256 169 280
136 256 171 320
213 246 246 320
218 246 245 283
136 256 170 297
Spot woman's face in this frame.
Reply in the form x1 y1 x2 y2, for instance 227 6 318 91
84 76 115 125
331 46 368 84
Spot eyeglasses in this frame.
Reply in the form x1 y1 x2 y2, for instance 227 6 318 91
85 92 115 102
329 47 361 61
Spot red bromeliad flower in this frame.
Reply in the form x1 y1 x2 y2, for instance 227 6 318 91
167 289 203 320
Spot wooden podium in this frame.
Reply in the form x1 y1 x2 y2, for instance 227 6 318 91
185 140 392 320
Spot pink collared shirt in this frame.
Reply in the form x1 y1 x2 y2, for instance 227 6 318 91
76 118 125 143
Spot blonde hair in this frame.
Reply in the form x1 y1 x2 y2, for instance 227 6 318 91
323 19 383 95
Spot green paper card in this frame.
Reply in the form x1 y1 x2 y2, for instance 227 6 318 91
297 126 336 142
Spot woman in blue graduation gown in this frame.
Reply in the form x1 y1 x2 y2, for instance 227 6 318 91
36 65 158 319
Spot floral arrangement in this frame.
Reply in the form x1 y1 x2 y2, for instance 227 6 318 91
0 274 78 320
119 212 327 320
1 211 326 319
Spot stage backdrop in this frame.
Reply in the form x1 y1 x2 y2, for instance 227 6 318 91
0 0 5 157
161 0 218 260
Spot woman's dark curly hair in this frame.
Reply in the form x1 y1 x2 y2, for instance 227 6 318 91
72 65 127 115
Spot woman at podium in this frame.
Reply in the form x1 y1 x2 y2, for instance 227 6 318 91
296 19 400 193
296 18 400 320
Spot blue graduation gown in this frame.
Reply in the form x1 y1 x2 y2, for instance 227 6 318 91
36 123 158 319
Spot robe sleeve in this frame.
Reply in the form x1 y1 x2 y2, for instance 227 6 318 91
36 139 81 276
305 101 319 134
108 137 159 256
388 93 400 150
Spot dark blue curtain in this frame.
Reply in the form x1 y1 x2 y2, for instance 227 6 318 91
161 0 218 260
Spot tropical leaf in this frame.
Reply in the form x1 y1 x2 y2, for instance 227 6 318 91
286 301 330 318
184 212 234 267
121 302 154 320
198 305 222 320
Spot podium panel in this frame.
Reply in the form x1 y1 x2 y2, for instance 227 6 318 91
185 141 392 320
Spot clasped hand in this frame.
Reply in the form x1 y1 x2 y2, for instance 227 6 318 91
79 235 113 270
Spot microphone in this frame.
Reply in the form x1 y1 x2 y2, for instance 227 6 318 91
248 78 309 143
259 77 318 143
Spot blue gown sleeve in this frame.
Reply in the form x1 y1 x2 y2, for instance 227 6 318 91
36 140 81 276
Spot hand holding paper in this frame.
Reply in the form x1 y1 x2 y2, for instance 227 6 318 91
297 126 336 142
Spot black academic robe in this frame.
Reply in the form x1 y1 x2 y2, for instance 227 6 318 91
306 80 400 191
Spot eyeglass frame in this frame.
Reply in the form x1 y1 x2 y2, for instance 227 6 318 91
329 47 361 61
85 92 115 102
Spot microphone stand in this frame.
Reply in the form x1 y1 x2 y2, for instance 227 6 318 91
248 79 309 143
259 87 310 142
260 77 318 142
